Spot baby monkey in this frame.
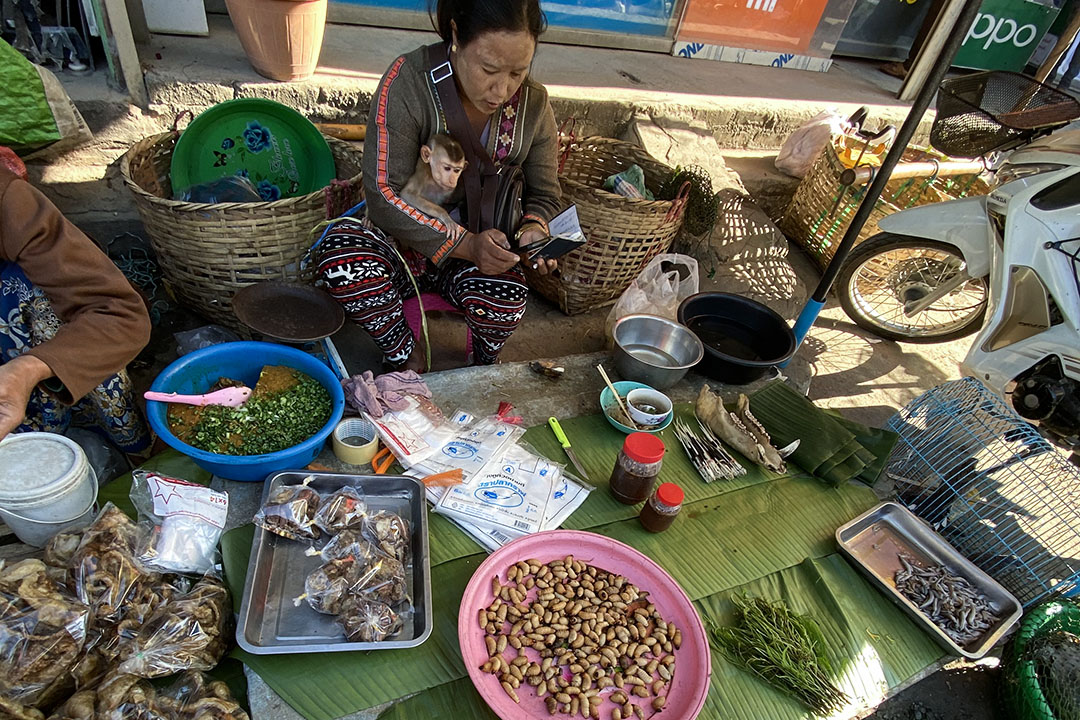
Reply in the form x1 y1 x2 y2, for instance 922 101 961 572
400 133 466 227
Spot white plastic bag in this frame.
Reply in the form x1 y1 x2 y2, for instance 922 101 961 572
605 254 699 338
774 110 850 178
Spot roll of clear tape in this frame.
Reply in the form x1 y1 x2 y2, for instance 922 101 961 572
332 417 380 465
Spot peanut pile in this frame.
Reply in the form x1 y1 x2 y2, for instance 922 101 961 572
477 555 680 719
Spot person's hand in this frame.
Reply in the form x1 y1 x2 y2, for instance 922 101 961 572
517 224 558 276
457 229 520 275
0 355 52 440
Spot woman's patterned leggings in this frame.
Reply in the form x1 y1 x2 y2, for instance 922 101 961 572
316 220 528 366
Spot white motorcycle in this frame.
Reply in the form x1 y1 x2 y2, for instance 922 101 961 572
836 71 1080 449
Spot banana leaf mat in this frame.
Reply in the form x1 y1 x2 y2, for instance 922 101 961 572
380 556 945 720
219 406 942 720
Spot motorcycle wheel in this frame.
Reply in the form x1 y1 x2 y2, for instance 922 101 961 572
836 233 988 343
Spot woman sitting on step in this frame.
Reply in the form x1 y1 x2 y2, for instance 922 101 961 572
317 0 562 371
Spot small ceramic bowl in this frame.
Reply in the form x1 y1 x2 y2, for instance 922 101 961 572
599 381 673 435
626 388 673 427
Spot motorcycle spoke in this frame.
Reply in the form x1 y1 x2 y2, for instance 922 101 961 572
846 246 987 337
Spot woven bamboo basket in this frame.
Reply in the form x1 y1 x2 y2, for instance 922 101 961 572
524 137 688 315
121 132 363 330
779 135 990 271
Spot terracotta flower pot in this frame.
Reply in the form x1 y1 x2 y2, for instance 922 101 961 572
225 0 327 82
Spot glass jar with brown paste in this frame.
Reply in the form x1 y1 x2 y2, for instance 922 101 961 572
639 482 684 533
608 433 665 505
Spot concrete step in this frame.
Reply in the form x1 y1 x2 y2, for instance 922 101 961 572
30 13 927 226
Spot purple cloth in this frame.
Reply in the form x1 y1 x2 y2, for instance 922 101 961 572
342 370 432 418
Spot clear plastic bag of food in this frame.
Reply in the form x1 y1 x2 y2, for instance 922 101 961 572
70 504 154 627
156 670 250 720
353 554 409 607
130 470 229 575
312 529 380 563
297 555 366 615
253 476 321 541
361 510 411 563
0 559 91 708
337 596 404 643
116 575 230 678
313 486 366 534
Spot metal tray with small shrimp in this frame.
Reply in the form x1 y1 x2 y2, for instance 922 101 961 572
836 501 1022 659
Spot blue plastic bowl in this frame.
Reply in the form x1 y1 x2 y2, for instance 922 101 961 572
599 381 673 434
146 341 345 482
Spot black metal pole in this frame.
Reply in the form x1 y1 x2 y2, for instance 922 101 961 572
790 0 985 347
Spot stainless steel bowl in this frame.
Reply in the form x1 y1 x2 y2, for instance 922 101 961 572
612 314 704 389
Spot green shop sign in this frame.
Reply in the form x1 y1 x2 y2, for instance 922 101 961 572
954 0 1061 71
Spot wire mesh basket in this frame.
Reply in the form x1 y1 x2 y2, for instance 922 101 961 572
884 377 1080 607
931 71 1080 158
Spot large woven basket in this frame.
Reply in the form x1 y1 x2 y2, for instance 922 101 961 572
524 137 688 315
779 135 990 271
121 132 363 330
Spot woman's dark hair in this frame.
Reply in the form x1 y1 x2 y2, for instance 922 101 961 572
430 0 546 48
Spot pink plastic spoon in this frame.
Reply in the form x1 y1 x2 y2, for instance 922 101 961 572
144 386 252 408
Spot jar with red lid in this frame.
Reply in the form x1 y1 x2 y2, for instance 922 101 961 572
640 482 684 533
608 433 665 505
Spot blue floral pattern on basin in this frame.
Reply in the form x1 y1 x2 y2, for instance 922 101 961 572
221 137 235 149
243 121 273 153
256 180 281 201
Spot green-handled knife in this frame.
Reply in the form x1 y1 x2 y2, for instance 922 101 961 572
548 416 590 481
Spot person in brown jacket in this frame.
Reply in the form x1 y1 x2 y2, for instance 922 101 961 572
316 0 561 371
0 149 152 452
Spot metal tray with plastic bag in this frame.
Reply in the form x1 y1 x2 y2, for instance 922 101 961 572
237 471 431 654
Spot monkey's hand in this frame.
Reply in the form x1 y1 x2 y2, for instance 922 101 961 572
457 229 520 275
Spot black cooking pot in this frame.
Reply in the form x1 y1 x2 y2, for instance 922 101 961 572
677 292 796 384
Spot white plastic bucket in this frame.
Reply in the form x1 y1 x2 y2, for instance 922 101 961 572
0 432 98 547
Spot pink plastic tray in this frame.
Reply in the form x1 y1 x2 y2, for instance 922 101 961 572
457 530 711 719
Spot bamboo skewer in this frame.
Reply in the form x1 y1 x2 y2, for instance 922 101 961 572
596 364 639 431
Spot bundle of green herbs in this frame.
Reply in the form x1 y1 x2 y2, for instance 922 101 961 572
711 595 849 715
170 370 332 455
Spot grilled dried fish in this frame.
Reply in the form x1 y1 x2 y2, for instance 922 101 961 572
695 385 785 473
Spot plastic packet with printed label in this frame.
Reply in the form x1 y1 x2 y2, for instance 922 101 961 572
313 486 367 534
252 475 321 542
406 409 524 497
435 443 557 537
131 471 229 575
365 396 458 469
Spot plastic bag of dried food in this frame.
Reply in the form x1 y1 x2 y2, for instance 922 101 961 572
337 596 403 643
70 503 155 628
0 695 45 719
116 575 230 678
361 511 410 563
312 529 380 563
131 470 229 575
86 671 165 720
154 670 250 720
42 529 82 569
313 486 366 534
353 554 409 607
297 555 367 615
0 559 90 708
253 476 321 541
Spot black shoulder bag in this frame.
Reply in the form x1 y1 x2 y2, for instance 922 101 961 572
426 44 524 243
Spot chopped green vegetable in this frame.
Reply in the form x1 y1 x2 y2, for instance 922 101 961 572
710 595 849 716
175 370 332 456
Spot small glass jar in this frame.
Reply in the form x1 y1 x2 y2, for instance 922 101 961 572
609 433 665 505
639 482 684 533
